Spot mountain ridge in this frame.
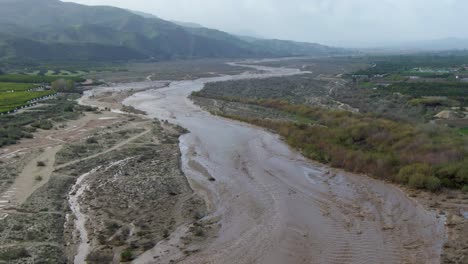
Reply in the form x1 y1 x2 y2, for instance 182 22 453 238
0 0 348 63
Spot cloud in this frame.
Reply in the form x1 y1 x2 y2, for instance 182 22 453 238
64 0 468 47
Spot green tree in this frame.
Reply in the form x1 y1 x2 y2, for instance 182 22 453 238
51 79 75 92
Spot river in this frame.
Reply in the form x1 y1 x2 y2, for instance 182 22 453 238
122 62 445 264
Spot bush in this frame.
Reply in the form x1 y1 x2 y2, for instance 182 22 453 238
36 161 46 167
31 120 53 130
437 161 468 188
86 137 98 144
0 247 30 261
120 249 133 262
194 227 205 237
396 164 432 184
462 185 468 193
424 176 442 191
408 173 426 189
455 164 468 185
35 175 43 181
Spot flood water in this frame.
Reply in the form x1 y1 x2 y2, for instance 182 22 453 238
122 62 445 264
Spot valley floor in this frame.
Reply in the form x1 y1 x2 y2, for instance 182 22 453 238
0 58 465 264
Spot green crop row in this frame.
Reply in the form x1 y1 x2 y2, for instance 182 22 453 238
0 82 38 92
0 91 56 113
0 74 85 83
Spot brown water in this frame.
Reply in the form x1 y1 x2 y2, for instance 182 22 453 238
123 62 445 264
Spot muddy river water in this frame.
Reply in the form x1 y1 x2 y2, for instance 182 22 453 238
122 63 445 264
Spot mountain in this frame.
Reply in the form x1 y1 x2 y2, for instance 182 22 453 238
171 21 204 29
0 0 347 63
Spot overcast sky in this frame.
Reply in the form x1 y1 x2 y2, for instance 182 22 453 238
64 0 467 47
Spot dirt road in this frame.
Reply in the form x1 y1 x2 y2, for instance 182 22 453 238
124 63 445 264
0 112 122 217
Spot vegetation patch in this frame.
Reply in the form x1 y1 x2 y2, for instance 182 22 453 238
0 74 84 83
460 127 468 135
0 95 91 147
197 96 467 191
0 82 37 92
382 82 468 100
0 90 56 113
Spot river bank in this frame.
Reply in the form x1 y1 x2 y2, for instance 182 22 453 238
123 62 449 263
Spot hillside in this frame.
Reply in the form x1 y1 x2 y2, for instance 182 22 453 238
0 0 347 63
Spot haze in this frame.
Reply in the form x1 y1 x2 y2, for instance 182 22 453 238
63 0 467 47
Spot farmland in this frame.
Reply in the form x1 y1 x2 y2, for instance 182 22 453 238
0 82 37 92
0 90 56 113
0 68 87 113
0 74 84 83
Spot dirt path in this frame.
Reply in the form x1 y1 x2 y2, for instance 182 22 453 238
1 120 150 212
7 145 62 205
0 111 123 219
125 62 445 264
55 126 150 171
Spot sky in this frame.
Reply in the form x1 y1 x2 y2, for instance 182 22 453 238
64 0 468 47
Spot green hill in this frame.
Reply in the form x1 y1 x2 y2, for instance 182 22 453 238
0 0 348 63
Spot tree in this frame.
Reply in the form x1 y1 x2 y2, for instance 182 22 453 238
51 79 75 92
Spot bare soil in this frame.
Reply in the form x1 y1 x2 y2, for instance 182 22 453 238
0 92 206 263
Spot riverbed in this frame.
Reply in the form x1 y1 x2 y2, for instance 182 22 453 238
122 62 445 264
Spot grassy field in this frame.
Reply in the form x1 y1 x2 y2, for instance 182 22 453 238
0 74 85 83
353 53 468 76
0 91 56 113
0 69 86 113
0 82 38 92
382 82 468 98
460 127 468 135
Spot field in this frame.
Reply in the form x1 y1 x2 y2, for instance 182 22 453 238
11 69 90 77
353 52 468 76
460 127 468 135
0 91 56 113
382 82 468 99
86 59 251 82
0 82 37 92
0 74 85 83
0 69 87 113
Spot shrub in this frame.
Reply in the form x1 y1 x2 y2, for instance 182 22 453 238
35 175 43 181
408 173 426 189
455 164 468 185
86 137 98 144
424 176 442 191
194 227 205 237
120 249 133 262
31 120 53 130
0 247 30 260
437 161 468 188
36 161 46 167
462 185 468 193
396 164 432 184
